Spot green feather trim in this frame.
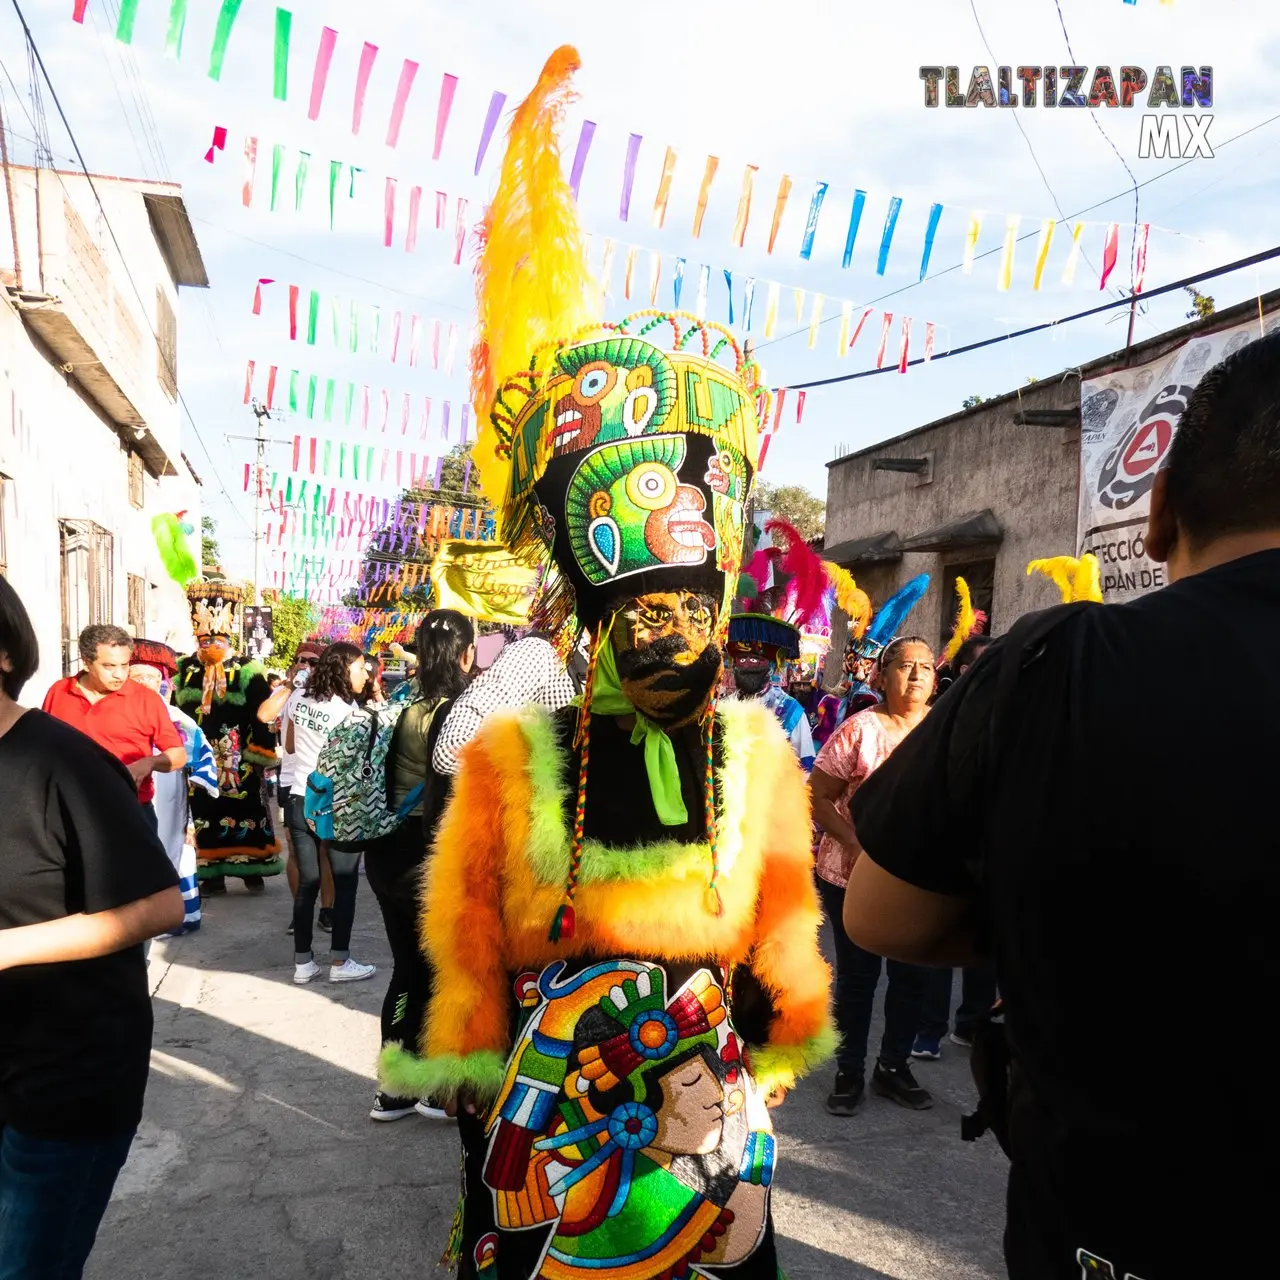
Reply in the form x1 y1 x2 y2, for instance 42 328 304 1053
377 1044 507 1103
748 1022 839 1095
517 702 754 885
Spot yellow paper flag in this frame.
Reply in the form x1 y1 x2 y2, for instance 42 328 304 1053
692 155 719 238
997 214 1019 292
764 281 780 338
768 175 792 254
962 211 982 275
648 250 661 304
793 287 806 323
1061 222 1086 285
600 237 616 296
837 300 852 357
1031 218 1056 291
807 293 824 349
624 246 638 299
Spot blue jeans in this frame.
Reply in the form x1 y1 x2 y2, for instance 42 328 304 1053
919 966 999 1040
0 1126 135 1279
817 877 931 1077
284 791 361 961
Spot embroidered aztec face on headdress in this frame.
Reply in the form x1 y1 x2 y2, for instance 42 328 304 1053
186 582 243 644
612 589 722 729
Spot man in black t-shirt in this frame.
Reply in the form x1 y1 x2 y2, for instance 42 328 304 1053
843 332 1280 1279
0 578 182 1277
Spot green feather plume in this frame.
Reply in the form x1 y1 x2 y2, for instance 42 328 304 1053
152 513 199 586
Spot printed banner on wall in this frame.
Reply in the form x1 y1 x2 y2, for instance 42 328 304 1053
429 541 540 624
1077 311 1276 603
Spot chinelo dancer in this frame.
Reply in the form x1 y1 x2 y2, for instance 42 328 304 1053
379 46 833 1280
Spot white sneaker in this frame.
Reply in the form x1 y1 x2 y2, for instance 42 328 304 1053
415 1099 450 1121
293 959 322 985
329 958 377 983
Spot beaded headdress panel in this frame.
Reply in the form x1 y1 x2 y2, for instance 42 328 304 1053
186 581 243 638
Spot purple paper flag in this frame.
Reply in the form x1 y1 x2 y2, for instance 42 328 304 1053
569 119 597 201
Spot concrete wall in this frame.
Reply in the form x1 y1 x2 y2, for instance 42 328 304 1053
0 291 199 702
822 379 1083 680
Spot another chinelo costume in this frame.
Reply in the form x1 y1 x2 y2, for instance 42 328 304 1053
725 614 814 771
381 46 832 1280
175 583 282 879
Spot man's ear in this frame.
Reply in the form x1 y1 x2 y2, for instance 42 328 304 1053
1145 469 1177 564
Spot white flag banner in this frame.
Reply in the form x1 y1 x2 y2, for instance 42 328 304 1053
1077 311 1277 603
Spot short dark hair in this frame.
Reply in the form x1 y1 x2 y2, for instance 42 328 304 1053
0 576 39 699
79 624 134 666
954 634 994 672
1164 330 1280 545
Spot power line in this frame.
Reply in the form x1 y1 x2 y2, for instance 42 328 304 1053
2 3 253 533
783 241 1280 390
756 108 1280 355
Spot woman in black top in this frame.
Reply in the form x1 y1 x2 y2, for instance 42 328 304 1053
366 610 475 1122
0 578 182 1277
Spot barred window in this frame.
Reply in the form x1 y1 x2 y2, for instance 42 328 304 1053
128 449 145 509
127 572 146 637
59 519 114 674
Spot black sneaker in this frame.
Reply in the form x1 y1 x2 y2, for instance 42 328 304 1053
949 1027 975 1048
285 920 294 935
872 1060 933 1110
201 877 227 896
317 908 334 933
244 877 265 893
369 1092 417 1122
824 1071 865 1117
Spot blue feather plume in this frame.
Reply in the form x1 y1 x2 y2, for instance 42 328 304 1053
863 574 930 649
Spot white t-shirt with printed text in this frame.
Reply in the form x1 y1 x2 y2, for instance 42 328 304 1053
290 693 355 782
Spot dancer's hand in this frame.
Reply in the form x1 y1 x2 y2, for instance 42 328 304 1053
764 1085 788 1109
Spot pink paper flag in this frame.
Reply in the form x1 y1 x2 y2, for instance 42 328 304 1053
252 277 275 314
308 27 337 121
265 365 277 409
898 315 911 373
380 389 389 432
292 434 301 470
848 305 874 351
352 42 378 135
73 0 89 22
406 186 422 252
795 390 806 424
361 385 370 431
400 393 410 436
243 463 250 491
242 136 258 207
474 90 506 174
435 191 447 230
453 198 468 265
204 124 228 163
243 359 255 404
1100 222 1120 290
924 322 936 362
419 398 432 439
445 322 458 376
409 314 421 366
383 177 396 247
396 450 403 485
385 59 419 148
1134 223 1150 293
875 312 893 368
287 284 299 339
391 311 402 362
431 320 440 370
433 73 458 160
380 449 389 482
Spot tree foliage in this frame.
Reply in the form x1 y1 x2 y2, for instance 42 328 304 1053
753 482 826 540
1184 286 1216 320
258 592 316 669
961 394 986 410
201 514 221 568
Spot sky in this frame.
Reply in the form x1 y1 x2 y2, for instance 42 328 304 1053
2 0 1277 585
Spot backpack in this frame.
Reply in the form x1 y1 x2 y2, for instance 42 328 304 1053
303 696 444 850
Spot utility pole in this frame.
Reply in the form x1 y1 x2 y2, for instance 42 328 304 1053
251 400 271 601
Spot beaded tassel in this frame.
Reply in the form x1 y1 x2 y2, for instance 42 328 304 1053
552 622 604 942
702 693 723 917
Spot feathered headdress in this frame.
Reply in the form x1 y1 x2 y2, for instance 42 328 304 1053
152 511 199 586
469 45 601 524
849 573 930 660
940 576 988 664
823 562 872 640
1026 554 1103 604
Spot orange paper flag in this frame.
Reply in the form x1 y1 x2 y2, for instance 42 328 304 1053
652 147 677 229
692 155 719 238
732 164 759 249
768 175 793 254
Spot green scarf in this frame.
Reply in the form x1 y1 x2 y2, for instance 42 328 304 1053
579 636 688 827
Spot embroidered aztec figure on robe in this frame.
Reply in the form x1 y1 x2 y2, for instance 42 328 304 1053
483 960 774 1279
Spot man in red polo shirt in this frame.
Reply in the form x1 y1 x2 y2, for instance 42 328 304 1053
43 625 185 824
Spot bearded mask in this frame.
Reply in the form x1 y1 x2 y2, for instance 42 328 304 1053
610 591 722 729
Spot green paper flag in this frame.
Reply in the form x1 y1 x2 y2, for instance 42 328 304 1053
270 144 284 212
323 379 334 422
331 296 340 346
288 369 298 412
365 446 374 477
323 440 331 476
208 0 244 82
273 8 292 102
285 477 293 503
306 375 317 418
164 0 188 58
349 301 359 354
344 382 354 425
295 151 309 213
116 0 139 44
328 160 341 230
307 290 319 345
341 443 349 479
348 166 362 199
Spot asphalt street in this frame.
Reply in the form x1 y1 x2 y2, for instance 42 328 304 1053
91 874 1009 1279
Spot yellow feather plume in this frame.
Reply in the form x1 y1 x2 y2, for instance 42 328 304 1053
1026 554 1104 604
823 562 872 639
469 46 602 524
941 576 977 664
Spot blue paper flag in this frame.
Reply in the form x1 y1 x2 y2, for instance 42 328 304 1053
919 203 944 281
876 196 904 276
842 189 867 269
800 181 829 261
